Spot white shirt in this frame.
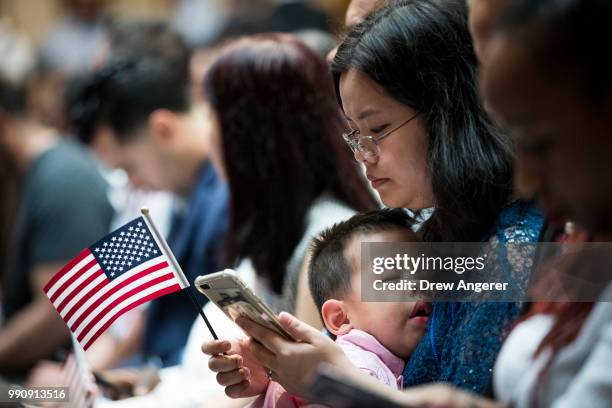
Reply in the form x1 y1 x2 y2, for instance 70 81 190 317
494 284 612 408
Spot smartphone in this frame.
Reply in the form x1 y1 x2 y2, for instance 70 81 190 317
195 269 296 341
306 363 412 408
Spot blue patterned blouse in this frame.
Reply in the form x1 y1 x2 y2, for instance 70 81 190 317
403 200 544 393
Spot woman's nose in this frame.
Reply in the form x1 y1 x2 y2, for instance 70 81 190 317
354 149 378 164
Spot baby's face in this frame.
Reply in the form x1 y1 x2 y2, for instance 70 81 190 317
342 229 431 359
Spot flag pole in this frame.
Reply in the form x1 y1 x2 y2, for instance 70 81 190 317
140 208 219 340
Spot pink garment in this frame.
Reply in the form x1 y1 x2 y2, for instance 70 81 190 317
250 329 405 408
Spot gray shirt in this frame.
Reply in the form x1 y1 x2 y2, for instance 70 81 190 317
3 140 113 321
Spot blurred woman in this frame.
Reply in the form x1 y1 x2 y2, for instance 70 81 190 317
180 34 377 405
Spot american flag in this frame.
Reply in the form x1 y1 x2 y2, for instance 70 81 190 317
63 351 97 408
44 216 187 350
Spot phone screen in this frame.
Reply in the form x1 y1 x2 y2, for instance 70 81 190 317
202 283 291 339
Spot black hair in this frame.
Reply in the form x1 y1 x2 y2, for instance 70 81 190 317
498 0 612 108
204 33 378 293
67 56 190 145
309 208 416 314
331 0 514 242
0 76 26 116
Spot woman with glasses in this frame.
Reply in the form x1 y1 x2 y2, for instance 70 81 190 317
334 0 541 392
202 0 544 401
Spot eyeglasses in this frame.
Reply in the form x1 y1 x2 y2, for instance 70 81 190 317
342 113 419 163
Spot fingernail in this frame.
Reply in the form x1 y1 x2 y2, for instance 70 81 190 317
222 340 231 349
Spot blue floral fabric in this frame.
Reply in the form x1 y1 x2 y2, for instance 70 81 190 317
403 201 544 393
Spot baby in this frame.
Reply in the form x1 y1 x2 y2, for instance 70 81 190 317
253 209 432 407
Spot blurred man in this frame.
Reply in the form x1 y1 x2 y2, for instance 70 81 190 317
0 75 114 376
67 27 228 366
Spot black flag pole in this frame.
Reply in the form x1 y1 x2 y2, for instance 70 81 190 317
140 208 219 340
184 285 219 340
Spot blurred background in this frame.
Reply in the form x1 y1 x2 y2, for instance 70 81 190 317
0 0 349 131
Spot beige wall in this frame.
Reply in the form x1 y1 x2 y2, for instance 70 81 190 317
0 0 350 46
0 0 171 46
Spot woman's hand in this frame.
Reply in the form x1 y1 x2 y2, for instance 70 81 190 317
201 337 270 398
399 384 501 408
236 312 353 396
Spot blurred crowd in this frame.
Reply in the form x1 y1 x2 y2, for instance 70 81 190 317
1 0 612 407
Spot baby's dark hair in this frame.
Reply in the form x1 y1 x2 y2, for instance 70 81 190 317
308 209 417 314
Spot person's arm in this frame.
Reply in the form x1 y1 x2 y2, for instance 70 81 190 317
0 263 70 372
207 313 501 407
236 312 355 396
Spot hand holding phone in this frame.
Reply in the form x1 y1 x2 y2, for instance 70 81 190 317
195 270 296 341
